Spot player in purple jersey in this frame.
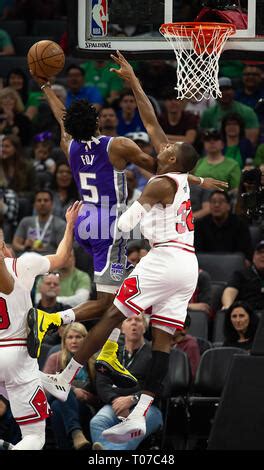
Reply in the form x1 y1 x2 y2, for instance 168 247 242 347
27 69 228 388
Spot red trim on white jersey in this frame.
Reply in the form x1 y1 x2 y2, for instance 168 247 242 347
151 314 185 330
0 337 27 347
154 240 195 253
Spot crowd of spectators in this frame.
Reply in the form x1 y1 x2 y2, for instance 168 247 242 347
0 2 264 451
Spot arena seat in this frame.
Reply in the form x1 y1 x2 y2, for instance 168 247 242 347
13 36 54 56
196 337 212 356
196 252 245 283
249 225 262 249
186 347 248 449
212 309 226 344
210 281 227 314
32 20 67 41
0 56 30 77
0 20 27 37
160 349 191 450
188 310 208 339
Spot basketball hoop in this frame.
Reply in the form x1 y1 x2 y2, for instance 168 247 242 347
159 22 236 101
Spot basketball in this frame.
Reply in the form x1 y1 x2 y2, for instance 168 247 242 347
27 40 65 79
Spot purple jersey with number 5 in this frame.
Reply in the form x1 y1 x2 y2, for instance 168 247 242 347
68 135 129 289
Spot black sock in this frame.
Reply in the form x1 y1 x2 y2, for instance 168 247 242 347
144 350 170 395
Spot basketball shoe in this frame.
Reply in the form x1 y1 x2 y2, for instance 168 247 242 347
39 371 70 402
102 416 146 443
27 308 62 358
95 340 137 388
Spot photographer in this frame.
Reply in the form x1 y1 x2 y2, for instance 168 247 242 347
235 167 264 225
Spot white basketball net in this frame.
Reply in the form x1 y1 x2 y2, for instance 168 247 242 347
160 23 236 101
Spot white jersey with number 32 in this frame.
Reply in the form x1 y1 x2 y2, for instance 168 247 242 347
140 173 194 248
0 253 50 340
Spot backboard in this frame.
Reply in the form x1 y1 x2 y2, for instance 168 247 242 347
71 0 264 60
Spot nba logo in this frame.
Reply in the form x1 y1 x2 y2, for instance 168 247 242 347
91 0 108 37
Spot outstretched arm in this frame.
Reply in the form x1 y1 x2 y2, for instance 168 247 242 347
46 201 82 271
29 75 71 157
110 51 168 154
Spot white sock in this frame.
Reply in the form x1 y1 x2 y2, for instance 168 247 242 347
60 308 75 325
129 393 154 418
61 357 83 384
108 328 120 343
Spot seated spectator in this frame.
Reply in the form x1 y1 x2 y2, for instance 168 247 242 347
43 323 98 450
223 301 259 351
188 269 212 317
137 60 176 101
171 314 200 380
221 113 255 169
222 240 264 312
81 60 124 104
200 77 260 146
235 66 264 110
33 84 67 145
194 190 253 263
0 87 32 145
35 273 72 346
0 27 14 55
98 106 119 137
185 95 216 118
65 65 103 111
51 161 79 219
0 135 36 213
193 129 241 190
116 89 146 136
235 167 262 223
158 87 199 145
0 185 18 243
37 249 91 307
190 185 212 220
5 68 28 107
32 131 56 189
12 189 66 256
89 314 163 450
126 132 155 190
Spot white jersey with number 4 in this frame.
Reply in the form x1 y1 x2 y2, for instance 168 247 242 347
140 173 195 251
0 253 50 341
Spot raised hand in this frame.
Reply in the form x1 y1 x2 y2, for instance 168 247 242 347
65 201 83 227
110 50 136 83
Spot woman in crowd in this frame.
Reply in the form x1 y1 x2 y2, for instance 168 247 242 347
51 161 79 219
221 113 255 169
43 322 99 450
0 87 32 144
223 301 259 351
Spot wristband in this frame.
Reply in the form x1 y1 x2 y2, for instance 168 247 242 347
199 177 204 185
40 82 51 90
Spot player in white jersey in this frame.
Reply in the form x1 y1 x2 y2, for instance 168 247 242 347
35 53 228 442
0 201 81 450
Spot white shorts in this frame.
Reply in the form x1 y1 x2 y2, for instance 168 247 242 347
0 345 49 426
114 246 199 334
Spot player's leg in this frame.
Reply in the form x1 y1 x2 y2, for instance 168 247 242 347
39 303 138 401
5 352 49 450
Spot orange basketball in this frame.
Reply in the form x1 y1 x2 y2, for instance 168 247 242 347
27 40 65 79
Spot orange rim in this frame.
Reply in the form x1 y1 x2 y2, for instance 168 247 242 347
160 22 236 36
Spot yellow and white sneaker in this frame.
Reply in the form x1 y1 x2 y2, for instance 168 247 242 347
95 340 138 388
27 308 62 358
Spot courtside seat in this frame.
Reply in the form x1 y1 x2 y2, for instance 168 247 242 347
186 347 247 449
196 252 245 283
161 349 191 450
